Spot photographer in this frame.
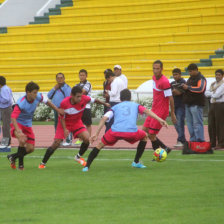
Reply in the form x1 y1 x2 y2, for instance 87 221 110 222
170 68 186 147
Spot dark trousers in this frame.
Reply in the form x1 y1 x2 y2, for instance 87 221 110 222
208 103 224 147
0 106 12 139
174 106 186 143
105 101 120 133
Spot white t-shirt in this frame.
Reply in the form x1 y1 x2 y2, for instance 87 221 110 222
108 77 126 102
118 74 128 88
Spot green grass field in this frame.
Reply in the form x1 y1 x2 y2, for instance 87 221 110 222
0 149 223 224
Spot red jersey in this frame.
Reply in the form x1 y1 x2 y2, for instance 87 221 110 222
151 74 171 116
60 95 92 124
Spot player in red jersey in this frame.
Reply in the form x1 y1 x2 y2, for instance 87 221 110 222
39 86 110 168
143 60 177 153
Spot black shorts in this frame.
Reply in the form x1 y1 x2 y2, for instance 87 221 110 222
82 108 92 126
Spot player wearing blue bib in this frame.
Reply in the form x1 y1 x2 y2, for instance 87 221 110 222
7 82 63 170
82 89 168 172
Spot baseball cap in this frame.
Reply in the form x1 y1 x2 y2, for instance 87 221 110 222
114 65 122 70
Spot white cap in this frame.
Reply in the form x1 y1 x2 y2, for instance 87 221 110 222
114 64 122 70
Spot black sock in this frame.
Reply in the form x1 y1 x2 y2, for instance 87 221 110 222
18 147 27 167
10 147 20 160
134 141 147 163
151 139 160 151
86 147 100 168
42 147 55 164
78 142 89 156
157 138 168 149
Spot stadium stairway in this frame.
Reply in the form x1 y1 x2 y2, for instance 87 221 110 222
0 0 224 91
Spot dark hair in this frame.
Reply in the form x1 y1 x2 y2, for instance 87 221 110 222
71 86 82 96
187 63 198 71
56 72 65 78
120 89 131 101
172 68 181 74
215 69 224 76
79 69 88 76
0 76 6 86
25 81 40 92
153 60 163 69
104 68 112 74
105 70 115 79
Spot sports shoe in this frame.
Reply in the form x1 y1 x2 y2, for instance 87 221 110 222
174 141 184 147
75 155 87 166
165 147 172 154
82 167 89 172
132 162 146 168
18 166 24 170
61 142 71 147
7 154 16 169
38 163 46 169
74 140 82 145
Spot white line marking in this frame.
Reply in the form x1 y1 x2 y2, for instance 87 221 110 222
1 155 224 162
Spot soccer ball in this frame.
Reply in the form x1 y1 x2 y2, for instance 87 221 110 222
153 148 167 162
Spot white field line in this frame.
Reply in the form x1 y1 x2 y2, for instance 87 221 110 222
1 155 224 162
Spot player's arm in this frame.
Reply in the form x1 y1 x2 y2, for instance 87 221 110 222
90 111 112 143
143 108 168 128
46 99 64 116
91 98 110 108
168 95 177 124
60 117 69 138
11 105 27 144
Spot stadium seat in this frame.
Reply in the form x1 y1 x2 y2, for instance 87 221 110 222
0 0 223 91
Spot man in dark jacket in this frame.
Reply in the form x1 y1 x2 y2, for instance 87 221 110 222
182 64 207 142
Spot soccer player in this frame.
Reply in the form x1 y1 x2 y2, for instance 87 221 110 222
38 86 110 169
82 89 168 172
143 60 177 153
7 82 63 170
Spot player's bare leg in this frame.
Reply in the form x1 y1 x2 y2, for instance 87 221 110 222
74 131 90 166
39 139 63 168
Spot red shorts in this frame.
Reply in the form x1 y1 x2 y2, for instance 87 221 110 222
10 123 35 145
55 119 87 140
143 113 168 135
102 129 146 146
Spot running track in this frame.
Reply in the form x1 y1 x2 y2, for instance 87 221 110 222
11 125 209 149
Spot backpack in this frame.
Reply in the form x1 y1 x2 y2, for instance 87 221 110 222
182 141 213 154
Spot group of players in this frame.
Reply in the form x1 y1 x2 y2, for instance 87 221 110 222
7 60 176 172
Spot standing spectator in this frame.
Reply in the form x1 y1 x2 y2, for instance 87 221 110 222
205 69 224 149
114 65 128 88
48 73 71 145
76 69 92 137
170 68 186 147
182 63 207 142
0 76 13 148
103 69 112 114
143 60 176 154
104 70 126 132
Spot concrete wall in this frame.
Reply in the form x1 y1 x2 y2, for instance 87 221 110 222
0 0 60 27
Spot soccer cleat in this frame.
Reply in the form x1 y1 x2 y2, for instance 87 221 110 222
165 147 172 154
7 154 16 169
74 140 82 145
75 155 87 166
38 163 46 169
18 166 24 170
82 167 89 172
132 162 147 168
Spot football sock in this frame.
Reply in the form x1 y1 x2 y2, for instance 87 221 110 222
151 139 160 151
10 147 20 160
156 138 167 149
134 141 147 163
42 147 55 164
18 147 27 167
85 147 100 168
78 142 89 156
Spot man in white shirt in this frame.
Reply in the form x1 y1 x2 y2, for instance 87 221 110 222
104 70 126 132
114 65 128 88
